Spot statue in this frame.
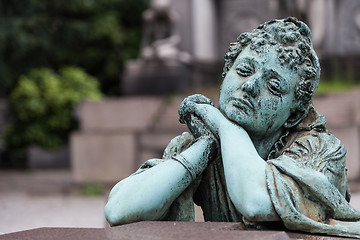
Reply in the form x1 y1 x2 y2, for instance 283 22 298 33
105 17 360 238
140 0 191 64
122 0 191 95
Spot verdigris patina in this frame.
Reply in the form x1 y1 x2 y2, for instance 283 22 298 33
105 17 360 238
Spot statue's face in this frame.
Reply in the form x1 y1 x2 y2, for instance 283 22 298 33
219 44 299 138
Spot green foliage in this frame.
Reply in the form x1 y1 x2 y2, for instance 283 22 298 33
80 183 104 197
0 0 149 96
3 66 102 151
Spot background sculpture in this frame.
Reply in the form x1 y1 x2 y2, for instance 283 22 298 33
122 0 191 95
141 0 190 64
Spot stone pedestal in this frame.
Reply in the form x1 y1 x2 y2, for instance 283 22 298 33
71 97 163 183
0 222 350 240
78 98 163 132
71 133 136 182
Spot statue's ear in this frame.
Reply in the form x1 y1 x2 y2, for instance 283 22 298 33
284 110 306 129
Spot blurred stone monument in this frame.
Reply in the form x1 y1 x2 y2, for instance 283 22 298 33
123 0 192 95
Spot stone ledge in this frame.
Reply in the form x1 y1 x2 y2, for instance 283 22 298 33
78 98 163 132
0 221 354 240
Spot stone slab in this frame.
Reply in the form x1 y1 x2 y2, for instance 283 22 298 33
78 98 162 132
71 133 136 183
0 227 106 240
0 222 353 240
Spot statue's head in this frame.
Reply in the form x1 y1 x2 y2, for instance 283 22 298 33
151 0 171 12
219 17 320 138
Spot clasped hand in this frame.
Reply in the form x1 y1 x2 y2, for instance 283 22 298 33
179 94 232 139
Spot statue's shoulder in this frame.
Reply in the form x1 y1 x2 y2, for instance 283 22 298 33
282 126 346 175
289 128 345 154
278 105 346 173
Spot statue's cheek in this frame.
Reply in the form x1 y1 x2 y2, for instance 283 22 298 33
258 98 281 114
258 98 289 125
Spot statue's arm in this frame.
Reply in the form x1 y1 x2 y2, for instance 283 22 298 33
186 103 279 222
218 122 280 222
104 135 215 226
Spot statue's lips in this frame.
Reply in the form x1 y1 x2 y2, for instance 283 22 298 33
230 97 254 111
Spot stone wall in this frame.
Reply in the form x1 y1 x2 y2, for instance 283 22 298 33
72 90 360 183
71 97 187 183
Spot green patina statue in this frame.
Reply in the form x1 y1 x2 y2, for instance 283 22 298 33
105 17 360 238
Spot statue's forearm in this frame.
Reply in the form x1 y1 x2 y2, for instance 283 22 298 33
104 136 214 226
219 124 279 221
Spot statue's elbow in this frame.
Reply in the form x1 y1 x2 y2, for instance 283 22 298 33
236 199 269 222
104 201 122 226
242 207 263 222
239 198 279 222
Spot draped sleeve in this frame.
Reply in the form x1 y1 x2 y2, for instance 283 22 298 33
265 130 360 238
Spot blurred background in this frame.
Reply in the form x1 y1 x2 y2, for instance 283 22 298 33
1 0 360 234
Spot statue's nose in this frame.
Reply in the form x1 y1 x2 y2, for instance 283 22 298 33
240 77 260 98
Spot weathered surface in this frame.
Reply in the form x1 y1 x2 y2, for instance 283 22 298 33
105 18 360 238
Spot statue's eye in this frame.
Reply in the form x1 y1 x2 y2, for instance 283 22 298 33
236 63 255 77
267 78 282 96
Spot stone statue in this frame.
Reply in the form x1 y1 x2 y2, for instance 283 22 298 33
122 0 191 95
140 0 190 64
105 17 360 238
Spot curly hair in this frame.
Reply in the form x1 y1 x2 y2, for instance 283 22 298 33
222 17 320 114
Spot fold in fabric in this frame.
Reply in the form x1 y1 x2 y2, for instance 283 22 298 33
266 156 360 238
